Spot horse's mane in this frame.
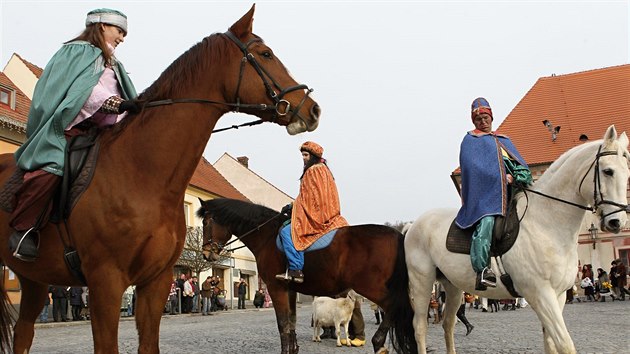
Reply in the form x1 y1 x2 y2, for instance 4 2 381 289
535 136 629 186
197 198 287 236
106 32 230 137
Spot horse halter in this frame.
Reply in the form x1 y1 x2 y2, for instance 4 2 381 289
144 32 315 132
203 213 283 254
224 31 314 129
580 146 630 218
525 145 629 218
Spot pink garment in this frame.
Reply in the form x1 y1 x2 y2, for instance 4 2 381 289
66 66 128 130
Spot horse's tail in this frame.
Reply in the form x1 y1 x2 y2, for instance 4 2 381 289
387 233 418 354
0 267 14 353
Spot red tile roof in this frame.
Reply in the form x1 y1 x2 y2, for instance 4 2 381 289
496 64 630 166
14 53 43 78
189 157 249 201
0 72 30 130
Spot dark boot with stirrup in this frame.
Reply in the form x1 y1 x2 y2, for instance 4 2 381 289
9 227 40 262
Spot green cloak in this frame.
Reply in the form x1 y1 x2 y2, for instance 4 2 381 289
14 41 137 176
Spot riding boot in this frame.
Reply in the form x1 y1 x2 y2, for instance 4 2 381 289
9 227 40 262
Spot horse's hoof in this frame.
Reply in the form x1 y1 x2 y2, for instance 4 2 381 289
376 348 389 354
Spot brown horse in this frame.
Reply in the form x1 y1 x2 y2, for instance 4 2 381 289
0 5 320 354
197 198 418 354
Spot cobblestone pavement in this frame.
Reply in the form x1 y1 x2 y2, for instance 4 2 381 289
29 299 629 353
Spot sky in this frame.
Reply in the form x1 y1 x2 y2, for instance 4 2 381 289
1 0 629 225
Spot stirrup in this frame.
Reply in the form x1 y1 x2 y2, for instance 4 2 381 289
275 269 290 281
480 268 497 288
12 227 40 262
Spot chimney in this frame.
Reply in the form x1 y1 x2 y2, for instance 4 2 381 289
237 156 249 168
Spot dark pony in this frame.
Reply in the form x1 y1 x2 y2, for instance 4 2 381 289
198 198 417 354
0 5 319 353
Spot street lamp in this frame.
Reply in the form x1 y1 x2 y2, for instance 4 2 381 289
588 222 598 249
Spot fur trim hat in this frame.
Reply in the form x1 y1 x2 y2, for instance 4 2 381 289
300 141 323 158
86 8 128 35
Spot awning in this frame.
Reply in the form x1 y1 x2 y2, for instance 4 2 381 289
239 269 257 276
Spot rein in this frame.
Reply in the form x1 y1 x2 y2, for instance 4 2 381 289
143 31 314 134
522 146 629 217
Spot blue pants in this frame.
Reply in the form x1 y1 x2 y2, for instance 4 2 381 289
279 223 304 270
470 216 494 273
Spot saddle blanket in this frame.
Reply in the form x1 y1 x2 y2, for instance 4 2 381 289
276 228 338 253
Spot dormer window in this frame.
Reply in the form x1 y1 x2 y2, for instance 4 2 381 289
0 86 15 109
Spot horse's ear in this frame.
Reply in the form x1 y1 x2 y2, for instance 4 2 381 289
229 4 255 39
603 125 618 148
619 132 629 149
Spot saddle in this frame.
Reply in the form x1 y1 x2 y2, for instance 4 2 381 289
0 125 100 218
446 197 522 297
0 126 100 285
445 196 521 257
275 228 339 253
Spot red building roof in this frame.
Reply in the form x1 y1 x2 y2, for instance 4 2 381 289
189 157 249 201
496 64 630 166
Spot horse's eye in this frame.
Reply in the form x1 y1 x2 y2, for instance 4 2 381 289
262 51 273 59
603 168 614 177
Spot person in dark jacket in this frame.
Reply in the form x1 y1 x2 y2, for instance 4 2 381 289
51 286 69 322
69 286 84 320
237 278 247 309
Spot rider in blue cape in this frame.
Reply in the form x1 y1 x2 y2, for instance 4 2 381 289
9 8 139 262
455 97 532 290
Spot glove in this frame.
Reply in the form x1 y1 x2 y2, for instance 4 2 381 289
119 100 142 114
281 203 293 215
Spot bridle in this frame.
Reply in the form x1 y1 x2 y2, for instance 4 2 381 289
144 31 315 132
523 145 630 218
203 213 283 254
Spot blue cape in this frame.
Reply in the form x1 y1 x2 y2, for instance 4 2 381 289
455 131 528 229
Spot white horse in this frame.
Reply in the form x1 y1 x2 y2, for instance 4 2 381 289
405 125 629 354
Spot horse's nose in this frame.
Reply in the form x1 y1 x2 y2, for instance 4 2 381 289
607 218 621 233
310 104 321 119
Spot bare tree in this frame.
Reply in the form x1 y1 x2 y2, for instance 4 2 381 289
177 226 230 278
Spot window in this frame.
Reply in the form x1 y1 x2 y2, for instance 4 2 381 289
0 86 11 107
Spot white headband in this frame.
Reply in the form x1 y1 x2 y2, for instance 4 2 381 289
86 13 128 34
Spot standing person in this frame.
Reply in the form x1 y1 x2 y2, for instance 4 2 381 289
581 264 596 302
455 97 532 290
51 286 69 322
168 281 178 315
191 276 200 313
210 275 220 312
201 276 213 315
237 278 247 309
613 259 629 300
596 268 614 302
457 292 474 336
275 141 349 283
183 276 194 313
69 286 84 320
8 8 139 262
39 286 53 323
263 287 272 308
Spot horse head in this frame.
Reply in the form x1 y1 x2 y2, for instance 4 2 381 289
224 4 320 135
197 199 231 262
587 125 629 233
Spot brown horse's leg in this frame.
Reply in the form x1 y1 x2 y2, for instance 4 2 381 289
135 270 172 354
371 318 390 353
269 285 291 354
287 290 299 354
89 271 126 354
13 277 47 353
